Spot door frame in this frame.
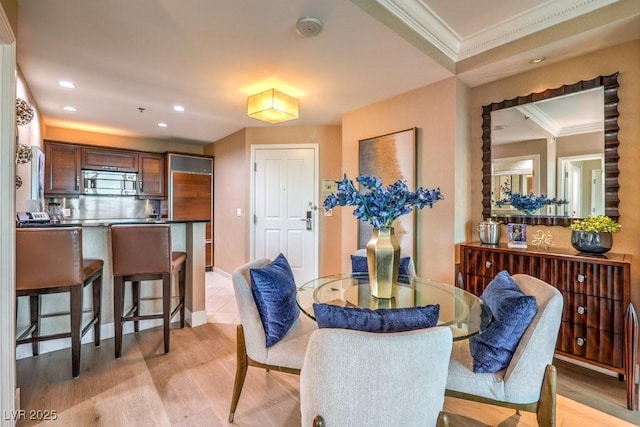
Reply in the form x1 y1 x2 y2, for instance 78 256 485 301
249 144 319 281
0 5 16 421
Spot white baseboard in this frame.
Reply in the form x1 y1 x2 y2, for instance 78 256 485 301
212 267 231 279
187 309 208 327
554 354 620 378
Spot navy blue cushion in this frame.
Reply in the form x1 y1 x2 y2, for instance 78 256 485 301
313 303 440 333
469 270 538 373
249 254 300 347
351 255 412 284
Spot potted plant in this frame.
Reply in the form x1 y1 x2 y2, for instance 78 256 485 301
569 215 621 254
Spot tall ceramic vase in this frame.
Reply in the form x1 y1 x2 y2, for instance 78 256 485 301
366 227 400 299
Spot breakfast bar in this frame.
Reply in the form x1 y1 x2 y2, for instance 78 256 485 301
15 219 208 359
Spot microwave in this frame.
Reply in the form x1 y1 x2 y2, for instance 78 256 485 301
81 170 139 196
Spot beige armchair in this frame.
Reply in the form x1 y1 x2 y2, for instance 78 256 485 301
300 327 453 426
445 274 564 427
229 258 317 423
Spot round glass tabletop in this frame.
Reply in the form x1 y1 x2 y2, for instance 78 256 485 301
297 272 491 341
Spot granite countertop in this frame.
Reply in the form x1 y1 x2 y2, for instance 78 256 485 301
17 218 208 228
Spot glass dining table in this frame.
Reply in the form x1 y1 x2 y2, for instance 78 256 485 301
296 273 492 341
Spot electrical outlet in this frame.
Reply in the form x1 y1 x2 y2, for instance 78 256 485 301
236 208 242 217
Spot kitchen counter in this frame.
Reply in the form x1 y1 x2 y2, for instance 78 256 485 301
15 219 208 360
17 218 209 227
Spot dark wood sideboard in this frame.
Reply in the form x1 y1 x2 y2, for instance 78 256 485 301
459 242 638 410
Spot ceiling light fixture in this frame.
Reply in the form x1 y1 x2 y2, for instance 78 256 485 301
157 122 168 128
63 106 77 112
296 16 323 37
247 88 299 124
173 105 185 112
58 80 75 89
530 56 546 64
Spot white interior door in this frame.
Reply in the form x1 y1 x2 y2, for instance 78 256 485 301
252 146 318 285
591 169 604 215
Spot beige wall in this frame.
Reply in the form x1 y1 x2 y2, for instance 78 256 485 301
341 77 470 283
470 39 640 311
206 125 343 276
45 126 204 154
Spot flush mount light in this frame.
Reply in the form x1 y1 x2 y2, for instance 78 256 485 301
530 56 546 64
63 106 77 112
247 88 299 124
173 105 185 112
58 80 75 89
157 122 168 128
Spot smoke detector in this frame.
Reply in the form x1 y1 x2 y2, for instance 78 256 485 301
296 16 323 37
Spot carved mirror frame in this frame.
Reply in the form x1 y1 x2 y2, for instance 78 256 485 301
482 73 620 226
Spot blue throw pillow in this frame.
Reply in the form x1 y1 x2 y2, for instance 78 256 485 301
351 255 412 284
313 303 440 333
249 254 300 347
469 270 538 373
350 255 412 276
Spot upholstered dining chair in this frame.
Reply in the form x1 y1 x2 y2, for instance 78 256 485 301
300 327 453 427
229 258 317 423
445 274 563 427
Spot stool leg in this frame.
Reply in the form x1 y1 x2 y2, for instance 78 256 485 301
70 286 82 378
30 295 40 357
114 276 124 359
162 273 171 354
132 280 140 333
178 265 186 328
92 271 102 346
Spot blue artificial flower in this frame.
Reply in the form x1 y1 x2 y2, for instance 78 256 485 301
494 180 568 215
323 174 443 228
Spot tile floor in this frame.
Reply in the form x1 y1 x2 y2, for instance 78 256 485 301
205 270 240 324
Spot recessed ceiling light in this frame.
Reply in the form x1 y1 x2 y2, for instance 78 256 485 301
58 80 75 89
63 106 77 112
530 57 546 64
173 105 185 112
157 122 168 128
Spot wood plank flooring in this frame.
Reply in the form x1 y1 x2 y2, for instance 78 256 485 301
16 323 640 426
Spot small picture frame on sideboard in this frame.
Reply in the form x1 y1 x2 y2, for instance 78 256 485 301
507 223 527 248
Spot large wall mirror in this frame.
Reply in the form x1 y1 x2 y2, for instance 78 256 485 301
481 73 620 226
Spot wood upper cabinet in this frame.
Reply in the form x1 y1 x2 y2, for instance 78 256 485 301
44 141 82 195
81 147 138 172
139 153 165 197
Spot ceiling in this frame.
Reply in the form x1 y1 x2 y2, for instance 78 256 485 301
16 0 640 146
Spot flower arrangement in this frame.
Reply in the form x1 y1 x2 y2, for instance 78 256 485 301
494 180 567 215
323 174 443 228
570 215 621 233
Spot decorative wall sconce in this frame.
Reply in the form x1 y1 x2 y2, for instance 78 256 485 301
16 98 35 126
247 88 299 124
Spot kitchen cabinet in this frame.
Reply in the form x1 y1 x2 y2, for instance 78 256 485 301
81 147 138 172
459 242 637 409
139 153 165 197
44 141 82 196
167 153 214 269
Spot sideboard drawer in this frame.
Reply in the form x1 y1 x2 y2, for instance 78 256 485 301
561 292 625 333
557 322 624 368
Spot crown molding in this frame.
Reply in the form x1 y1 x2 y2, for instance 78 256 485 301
378 0 619 61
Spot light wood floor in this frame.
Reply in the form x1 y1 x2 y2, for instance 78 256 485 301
16 323 640 426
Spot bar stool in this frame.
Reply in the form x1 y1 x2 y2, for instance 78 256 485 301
16 227 103 378
110 224 186 358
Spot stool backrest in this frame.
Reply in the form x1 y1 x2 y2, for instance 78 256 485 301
111 224 172 275
16 227 84 289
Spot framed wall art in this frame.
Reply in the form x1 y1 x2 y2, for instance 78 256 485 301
358 127 417 256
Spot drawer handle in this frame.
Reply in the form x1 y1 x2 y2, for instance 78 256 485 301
485 261 492 268
577 274 587 283
577 306 586 315
576 337 586 346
